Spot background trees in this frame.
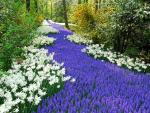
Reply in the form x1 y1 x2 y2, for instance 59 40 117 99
62 0 69 29
69 0 150 62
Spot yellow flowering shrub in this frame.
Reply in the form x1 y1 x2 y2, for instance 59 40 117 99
91 5 119 43
70 3 119 44
36 14 45 24
95 5 118 27
70 4 95 33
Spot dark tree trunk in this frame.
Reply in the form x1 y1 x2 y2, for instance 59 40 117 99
50 1 53 19
34 0 38 12
84 0 88 3
26 0 30 12
113 26 121 53
62 0 69 29
95 0 99 11
78 0 81 4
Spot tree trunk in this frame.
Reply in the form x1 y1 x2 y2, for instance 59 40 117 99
26 0 30 12
78 0 81 4
34 0 38 12
84 0 88 3
62 0 69 29
50 1 53 19
95 0 98 11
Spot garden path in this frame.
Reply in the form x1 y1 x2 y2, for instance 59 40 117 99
36 23 150 113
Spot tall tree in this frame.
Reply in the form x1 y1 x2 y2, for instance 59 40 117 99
62 0 69 29
95 0 99 11
50 0 53 19
84 0 88 3
34 0 38 12
78 0 81 4
26 0 30 12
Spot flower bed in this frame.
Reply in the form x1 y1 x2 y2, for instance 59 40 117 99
67 34 93 45
82 44 150 73
0 24 75 113
32 35 56 48
0 46 74 113
66 33 150 73
37 26 59 35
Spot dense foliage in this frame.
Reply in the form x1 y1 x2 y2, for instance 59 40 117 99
0 0 41 71
70 4 95 33
113 1 150 58
70 0 150 63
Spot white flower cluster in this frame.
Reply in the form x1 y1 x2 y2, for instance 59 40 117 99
42 20 50 26
0 46 73 113
67 34 93 45
37 25 59 35
82 44 150 72
32 35 56 47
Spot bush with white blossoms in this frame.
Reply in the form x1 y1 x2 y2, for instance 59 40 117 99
0 46 74 113
32 35 56 48
67 34 93 45
37 25 59 35
82 44 150 72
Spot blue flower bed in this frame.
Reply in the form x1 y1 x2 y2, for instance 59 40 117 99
35 23 150 113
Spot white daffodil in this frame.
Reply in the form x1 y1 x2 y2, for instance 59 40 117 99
84 44 150 72
37 26 59 35
67 34 93 45
70 78 76 83
33 35 56 47
0 38 74 113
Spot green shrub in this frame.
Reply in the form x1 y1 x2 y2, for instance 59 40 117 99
70 1 149 62
113 0 150 59
0 0 39 71
92 4 119 45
